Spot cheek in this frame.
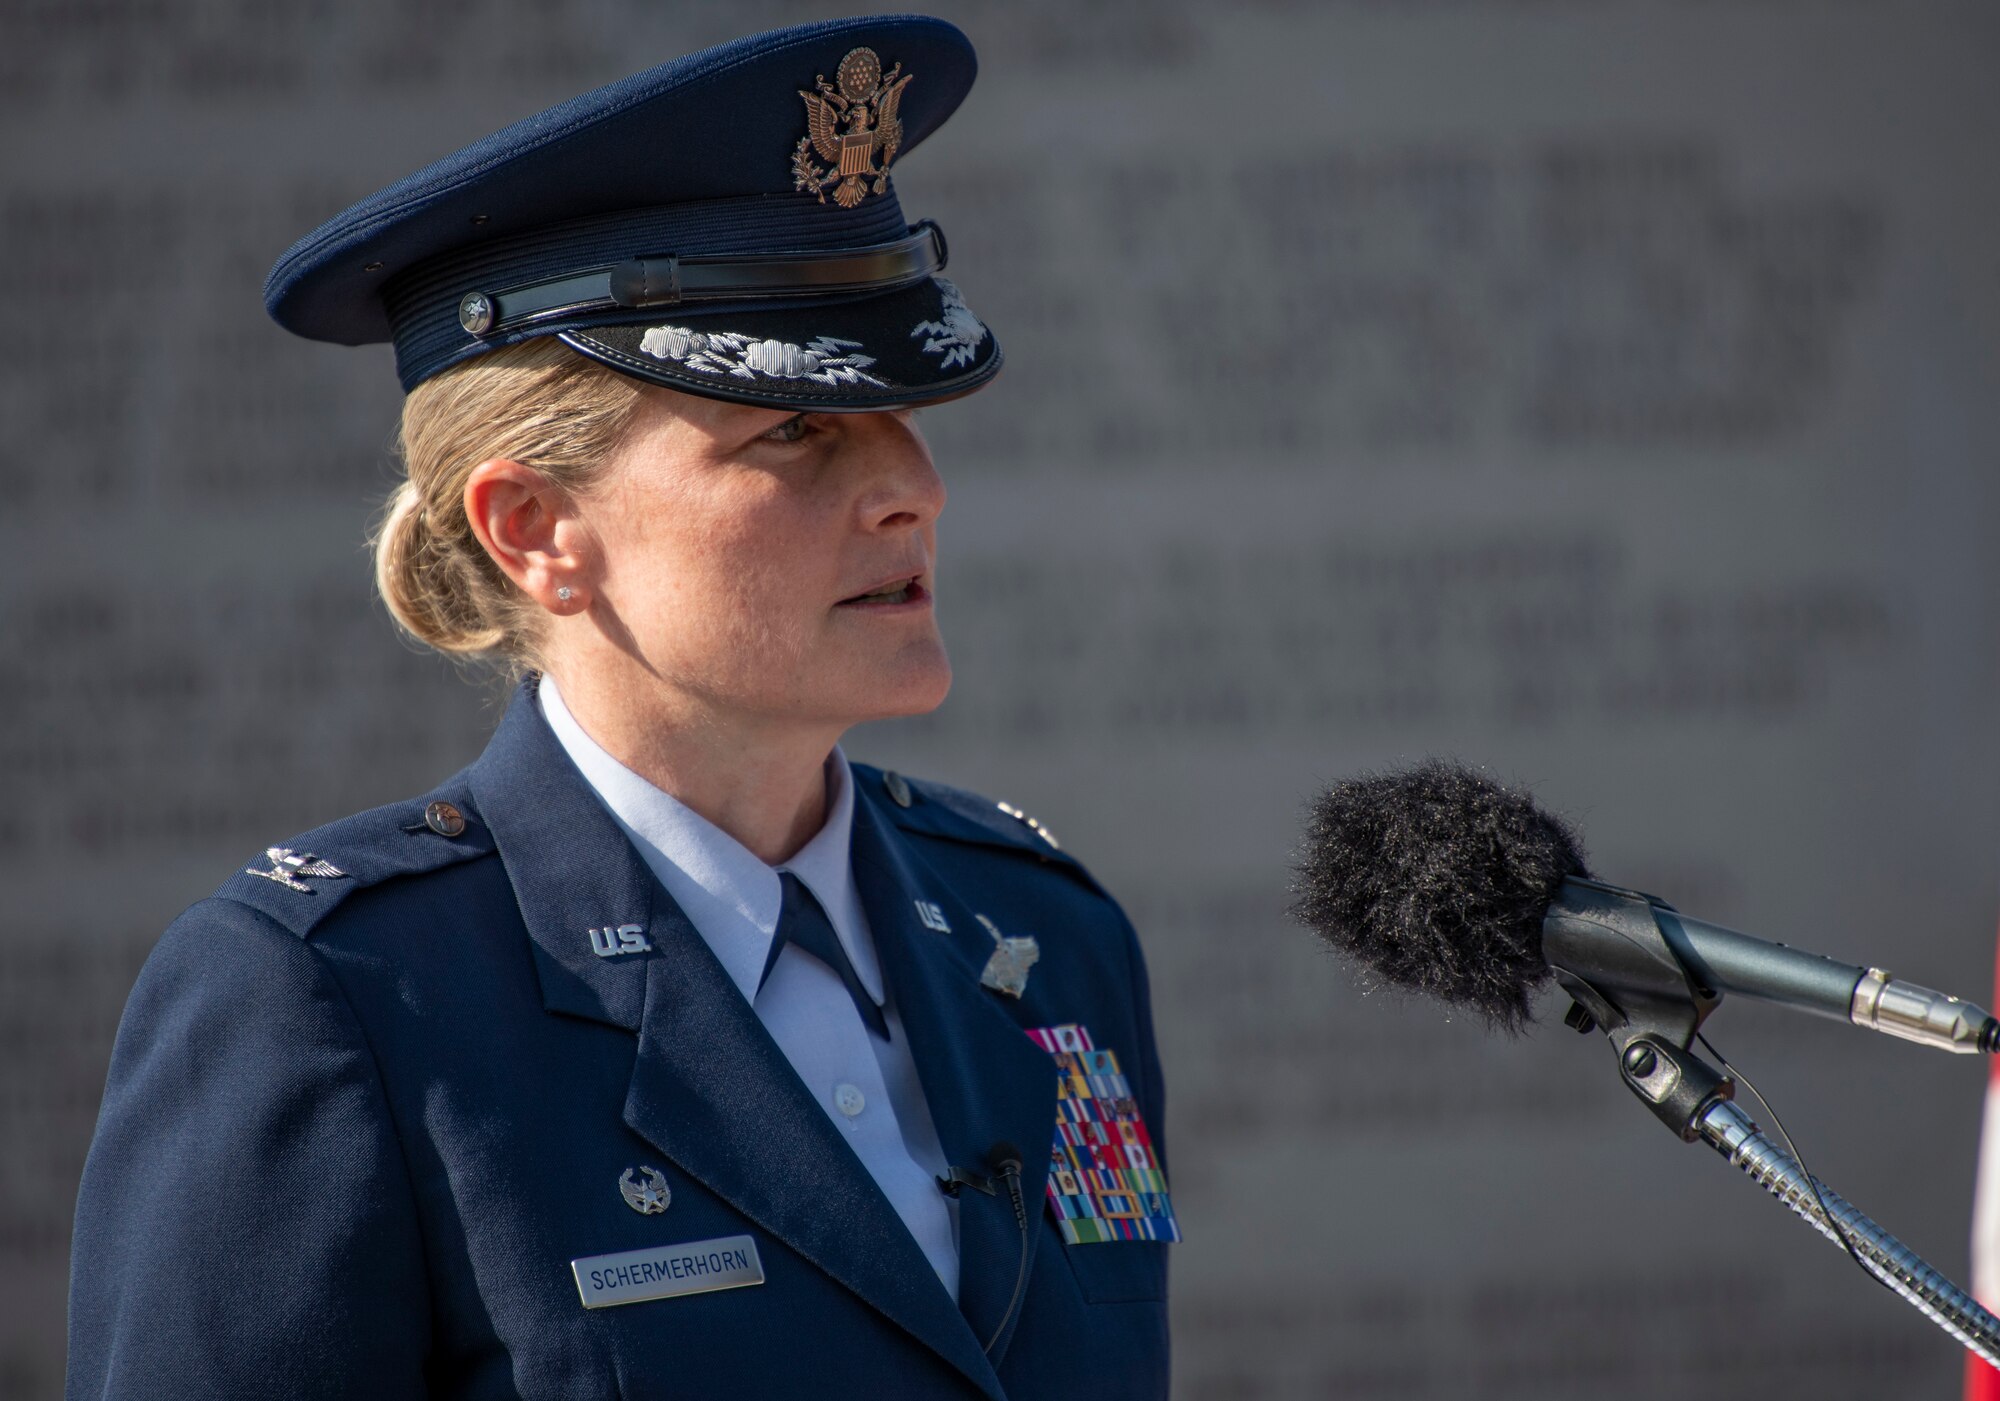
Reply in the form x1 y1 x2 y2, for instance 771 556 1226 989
710 540 816 657
604 494 822 666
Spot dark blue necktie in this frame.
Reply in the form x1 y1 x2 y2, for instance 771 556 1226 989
759 872 889 1040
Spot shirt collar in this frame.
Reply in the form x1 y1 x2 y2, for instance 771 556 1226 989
536 675 882 1008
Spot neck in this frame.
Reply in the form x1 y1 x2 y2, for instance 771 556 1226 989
543 667 842 866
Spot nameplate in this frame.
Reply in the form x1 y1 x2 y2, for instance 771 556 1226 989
571 1236 764 1309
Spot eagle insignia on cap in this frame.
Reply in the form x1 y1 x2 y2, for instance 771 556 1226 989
792 47 913 208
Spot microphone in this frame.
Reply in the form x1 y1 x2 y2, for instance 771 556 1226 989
1291 759 1998 1054
935 1165 997 1198
1292 761 2000 1371
983 1141 1030 1356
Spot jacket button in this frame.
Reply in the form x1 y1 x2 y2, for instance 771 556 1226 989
423 800 467 837
882 771 913 808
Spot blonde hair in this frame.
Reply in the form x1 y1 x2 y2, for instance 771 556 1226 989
372 339 644 671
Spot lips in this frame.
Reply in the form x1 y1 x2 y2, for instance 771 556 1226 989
837 573 928 607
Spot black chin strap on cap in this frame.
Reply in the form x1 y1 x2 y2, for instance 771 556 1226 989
458 220 947 337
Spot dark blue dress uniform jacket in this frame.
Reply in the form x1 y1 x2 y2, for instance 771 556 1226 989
67 684 1171 1399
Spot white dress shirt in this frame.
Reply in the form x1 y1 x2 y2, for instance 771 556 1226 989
537 677 960 1298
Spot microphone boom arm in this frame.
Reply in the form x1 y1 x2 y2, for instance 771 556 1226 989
1697 1097 2000 1368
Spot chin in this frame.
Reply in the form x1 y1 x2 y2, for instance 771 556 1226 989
846 643 953 723
882 655 955 719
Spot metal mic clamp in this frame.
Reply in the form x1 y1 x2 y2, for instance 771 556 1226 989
936 1166 997 1199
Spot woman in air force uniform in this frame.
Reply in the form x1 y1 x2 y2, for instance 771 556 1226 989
66 16 1176 1401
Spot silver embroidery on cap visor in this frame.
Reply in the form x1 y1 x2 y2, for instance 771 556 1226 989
910 277 986 369
637 326 886 387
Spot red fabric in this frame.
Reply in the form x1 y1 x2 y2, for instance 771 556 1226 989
1967 927 2000 1400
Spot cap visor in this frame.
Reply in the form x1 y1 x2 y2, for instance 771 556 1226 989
561 274 998 411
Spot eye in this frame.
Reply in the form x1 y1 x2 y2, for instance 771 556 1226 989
762 413 813 444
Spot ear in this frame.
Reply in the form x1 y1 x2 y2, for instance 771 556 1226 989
464 459 592 613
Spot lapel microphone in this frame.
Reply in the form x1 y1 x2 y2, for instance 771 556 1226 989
982 1141 1030 1355
935 1165 996 1198
936 1144 1031 1355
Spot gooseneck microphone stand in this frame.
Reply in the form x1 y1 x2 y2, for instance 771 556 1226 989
1696 1098 2000 1364
1544 880 2000 1367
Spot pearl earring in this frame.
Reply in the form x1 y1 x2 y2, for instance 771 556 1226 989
556 587 574 603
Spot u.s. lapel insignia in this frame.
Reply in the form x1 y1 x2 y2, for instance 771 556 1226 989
588 924 653 958
619 1166 672 1215
975 912 1039 998
247 847 349 894
792 47 913 207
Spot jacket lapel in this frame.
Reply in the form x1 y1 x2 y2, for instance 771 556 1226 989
467 684 1002 1398
850 789 1058 1364
466 682 656 1032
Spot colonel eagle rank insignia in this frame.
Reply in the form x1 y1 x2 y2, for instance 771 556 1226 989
246 847 349 894
792 47 913 208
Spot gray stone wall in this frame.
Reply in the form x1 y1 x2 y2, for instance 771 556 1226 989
6 2 1997 1395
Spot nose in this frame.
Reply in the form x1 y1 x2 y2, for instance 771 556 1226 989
849 410 945 533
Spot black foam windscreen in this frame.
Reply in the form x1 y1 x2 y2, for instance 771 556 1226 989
1290 759 1591 1031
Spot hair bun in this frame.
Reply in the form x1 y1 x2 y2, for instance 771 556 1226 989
370 340 641 668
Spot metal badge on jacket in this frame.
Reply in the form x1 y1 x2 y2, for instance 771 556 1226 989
246 847 348 894
620 1166 672 1215
976 913 1039 998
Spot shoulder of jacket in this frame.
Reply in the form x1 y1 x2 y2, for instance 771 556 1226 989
209 775 496 940
852 760 1099 874
856 765 1140 949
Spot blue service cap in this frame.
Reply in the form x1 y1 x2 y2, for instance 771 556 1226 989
264 15 1000 411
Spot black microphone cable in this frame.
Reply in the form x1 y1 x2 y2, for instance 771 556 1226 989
1693 1030 1884 1292
983 1141 1030 1355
